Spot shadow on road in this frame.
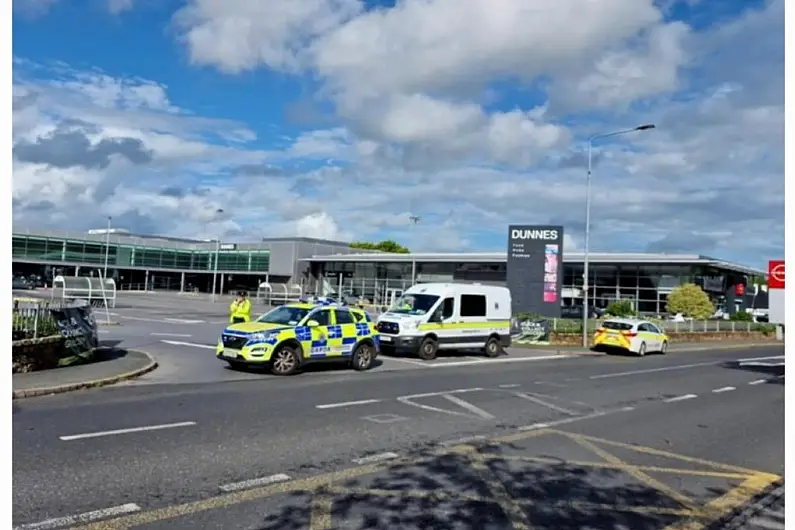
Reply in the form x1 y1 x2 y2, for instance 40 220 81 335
722 360 784 384
224 358 385 375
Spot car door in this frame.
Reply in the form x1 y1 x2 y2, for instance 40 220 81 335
429 297 457 349
332 308 359 356
307 308 332 358
637 323 659 350
646 323 664 350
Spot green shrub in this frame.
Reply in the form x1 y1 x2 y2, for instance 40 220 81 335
605 300 635 317
729 311 753 322
667 283 714 320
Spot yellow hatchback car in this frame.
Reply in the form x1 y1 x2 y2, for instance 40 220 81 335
593 318 669 356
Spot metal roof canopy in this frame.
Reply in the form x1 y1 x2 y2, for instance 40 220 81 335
301 251 766 277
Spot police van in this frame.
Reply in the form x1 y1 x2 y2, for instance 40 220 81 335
375 283 512 360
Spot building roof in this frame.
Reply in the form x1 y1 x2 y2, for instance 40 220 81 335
301 251 766 276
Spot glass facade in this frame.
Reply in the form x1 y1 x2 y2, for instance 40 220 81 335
12 234 270 273
319 260 747 315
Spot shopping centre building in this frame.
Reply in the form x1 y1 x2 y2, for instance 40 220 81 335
12 228 766 314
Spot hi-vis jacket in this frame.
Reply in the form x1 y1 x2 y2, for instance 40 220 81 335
229 299 252 322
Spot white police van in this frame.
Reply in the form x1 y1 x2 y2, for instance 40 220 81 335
375 283 512 360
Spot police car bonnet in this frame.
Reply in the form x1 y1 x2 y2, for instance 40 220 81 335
511 229 559 240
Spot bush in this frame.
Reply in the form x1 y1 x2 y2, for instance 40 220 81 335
605 300 635 317
729 311 754 322
666 283 714 320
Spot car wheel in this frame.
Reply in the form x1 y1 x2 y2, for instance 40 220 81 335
418 337 438 360
637 342 647 357
351 342 376 371
483 337 503 358
660 341 668 354
270 345 300 376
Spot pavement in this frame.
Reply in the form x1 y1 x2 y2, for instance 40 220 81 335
12 342 784 529
12 349 157 398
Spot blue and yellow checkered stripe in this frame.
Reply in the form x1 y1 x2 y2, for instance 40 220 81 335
304 324 374 358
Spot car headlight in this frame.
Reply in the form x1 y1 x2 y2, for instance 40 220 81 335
402 321 416 331
253 332 268 341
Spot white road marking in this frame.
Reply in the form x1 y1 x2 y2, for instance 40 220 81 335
736 355 785 363
13 503 141 530
316 399 382 410
429 355 567 368
749 379 768 385
589 361 718 380
441 393 496 420
219 473 291 493
512 392 578 416
519 409 614 431
161 340 216 350
164 318 205 324
384 357 431 366
498 384 521 388
663 394 698 403
361 414 409 424
400 388 484 399
712 386 736 393
151 333 193 338
439 435 487 446
115 315 203 324
60 421 197 441
352 452 400 465
534 381 568 388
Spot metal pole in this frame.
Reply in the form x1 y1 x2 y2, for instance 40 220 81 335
103 216 111 280
211 239 220 303
411 258 416 285
582 141 593 348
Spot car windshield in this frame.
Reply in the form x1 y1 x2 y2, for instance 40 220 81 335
257 306 311 326
389 294 439 315
602 321 634 331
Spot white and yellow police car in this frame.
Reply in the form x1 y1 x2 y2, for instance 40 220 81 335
592 318 669 356
217 299 380 375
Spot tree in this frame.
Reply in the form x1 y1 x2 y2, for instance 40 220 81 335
349 240 411 254
605 300 635 318
666 283 714 319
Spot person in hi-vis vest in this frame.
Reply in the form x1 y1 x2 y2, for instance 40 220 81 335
229 292 252 324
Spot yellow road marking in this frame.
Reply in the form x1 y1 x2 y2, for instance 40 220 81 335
564 432 701 511
660 474 782 530
549 430 771 475
309 490 333 530
483 454 753 479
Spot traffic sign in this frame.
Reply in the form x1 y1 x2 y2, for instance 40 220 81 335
768 260 785 289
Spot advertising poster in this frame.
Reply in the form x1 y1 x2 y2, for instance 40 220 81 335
506 225 564 318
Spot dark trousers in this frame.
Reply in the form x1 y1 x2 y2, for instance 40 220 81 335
231 317 246 324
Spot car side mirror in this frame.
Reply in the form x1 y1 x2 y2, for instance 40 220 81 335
307 320 320 328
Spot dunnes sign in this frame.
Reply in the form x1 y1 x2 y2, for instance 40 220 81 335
506 224 564 318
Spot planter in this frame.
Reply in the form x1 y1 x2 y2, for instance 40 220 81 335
12 335 65 373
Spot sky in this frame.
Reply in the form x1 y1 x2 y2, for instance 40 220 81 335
11 0 784 268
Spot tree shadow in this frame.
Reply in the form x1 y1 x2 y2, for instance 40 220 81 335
722 360 784 384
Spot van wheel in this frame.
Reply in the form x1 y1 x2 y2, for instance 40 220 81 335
637 342 647 357
270 345 300 376
484 337 502 358
418 337 438 360
351 342 375 371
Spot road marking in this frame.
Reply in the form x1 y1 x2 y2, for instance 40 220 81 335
736 355 785 363
316 399 382 409
712 386 736 393
151 333 193 338
352 452 400 465
498 383 520 388
441 393 496 420
663 394 698 403
440 435 488 446
749 379 768 385
589 361 717 380
513 391 578 416
161 340 216 350
13 503 141 529
396 388 486 418
361 414 409 424
385 357 432 366
429 354 567 368
164 318 205 324
518 409 614 431
738 361 785 367
219 474 291 493
59 421 197 441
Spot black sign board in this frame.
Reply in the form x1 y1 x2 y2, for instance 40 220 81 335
510 318 551 345
506 225 564 318
50 302 99 358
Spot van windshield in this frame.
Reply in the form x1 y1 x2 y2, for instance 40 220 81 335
389 294 439 316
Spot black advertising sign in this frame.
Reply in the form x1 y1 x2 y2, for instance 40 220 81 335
506 225 564 318
510 318 551 345
50 302 99 358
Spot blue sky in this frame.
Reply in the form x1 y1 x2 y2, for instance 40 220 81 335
11 0 783 268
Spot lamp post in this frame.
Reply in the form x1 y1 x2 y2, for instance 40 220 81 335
103 216 112 280
210 208 224 303
582 124 655 348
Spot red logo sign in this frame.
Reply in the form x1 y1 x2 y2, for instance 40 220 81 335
768 260 785 289
735 284 745 296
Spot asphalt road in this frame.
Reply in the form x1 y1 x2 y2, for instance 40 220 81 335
13 344 784 529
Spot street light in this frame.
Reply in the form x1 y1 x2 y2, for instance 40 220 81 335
582 124 655 348
210 208 224 303
103 216 112 281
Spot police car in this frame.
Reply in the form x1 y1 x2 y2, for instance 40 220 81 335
592 318 669 356
216 298 380 376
